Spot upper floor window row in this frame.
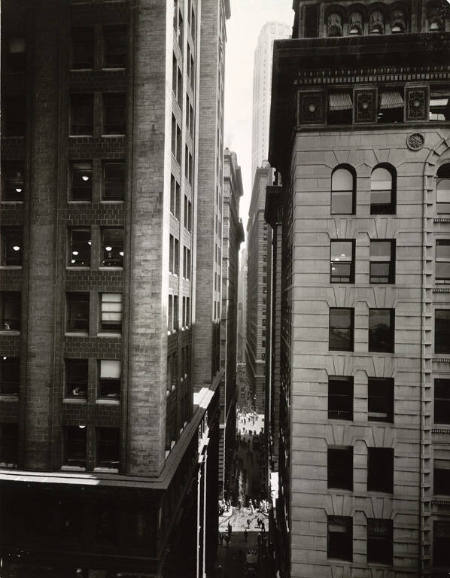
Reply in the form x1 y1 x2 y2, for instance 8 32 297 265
326 5 409 37
70 93 126 136
71 25 128 70
331 164 396 215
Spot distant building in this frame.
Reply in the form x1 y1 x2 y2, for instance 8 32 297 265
237 247 248 363
266 1 450 577
246 164 273 415
219 149 244 496
0 0 230 576
251 22 291 182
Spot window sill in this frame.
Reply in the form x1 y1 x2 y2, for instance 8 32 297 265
101 133 126 138
326 558 352 564
69 134 93 138
0 200 23 205
99 266 123 271
70 67 94 72
96 398 120 404
65 332 89 337
94 466 119 473
0 266 22 270
0 462 17 469
97 332 122 338
0 330 20 335
68 200 91 204
63 397 87 404
100 200 124 204
0 394 19 401
101 67 126 72
66 266 90 270
61 465 86 472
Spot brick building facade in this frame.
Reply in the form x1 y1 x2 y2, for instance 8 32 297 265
0 0 229 576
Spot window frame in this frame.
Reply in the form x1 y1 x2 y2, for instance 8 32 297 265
368 377 394 422
435 309 450 354
98 360 121 400
95 427 120 470
436 239 450 283
100 228 124 268
367 519 393 565
70 26 95 70
367 447 394 493
0 291 21 332
330 240 355 283
369 240 396 284
370 164 396 215
434 378 450 424
327 446 353 491
331 166 356 215
63 425 87 469
66 292 90 334
329 307 354 352
0 227 23 267
368 308 395 353
102 93 127 135
70 93 94 136
0 357 20 396
65 358 88 399
68 228 91 268
437 163 450 214
0 423 18 467
69 161 93 202
1 161 25 202
328 376 353 420
327 516 353 562
102 161 125 202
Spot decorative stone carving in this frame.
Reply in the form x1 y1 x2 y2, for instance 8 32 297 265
327 13 343 37
407 133 425 151
406 86 428 121
354 88 377 123
297 91 325 125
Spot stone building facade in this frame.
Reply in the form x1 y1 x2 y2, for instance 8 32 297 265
266 0 450 576
0 0 229 576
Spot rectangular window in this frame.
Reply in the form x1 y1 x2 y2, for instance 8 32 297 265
70 161 92 202
304 4 319 37
3 95 26 137
66 293 89 333
435 310 450 354
103 25 127 69
65 359 88 399
7 37 26 74
69 228 91 267
328 376 353 420
171 115 176 157
176 125 182 164
177 67 183 108
168 294 173 331
327 516 352 561
434 521 450 567
368 377 394 422
173 295 179 330
367 519 393 565
103 162 125 201
0 292 21 331
430 90 450 121
370 240 395 284
174 238 180 274
101 228 124 267
0 423 18 467
96 427 120 469
100 293 122 333
0 357 20 395
369 309 395 353
327 446 353 490
190 104 194 137
329 308 354 352
170 176 180 218
70 94 93 135
169 235 174 274
2 161 25 202
103 94 126 135
436 240 450 283
71 27 94 69
435 378 450 424
64 426 86 468
98 360 121 399
368 448 393 493
330 240 354 283
434 467 450 495
1 227 23 266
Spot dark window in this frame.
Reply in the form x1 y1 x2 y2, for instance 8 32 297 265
367 519 393 565
1 228 23 266
70 94 93 135
370 240 395 283
66 293 89 333
0 292 21 331
65 359 88 399
328 376 353 420
435 309 450 354
98 360 121 399
369 309 395 353
176 125 182 164
377 90 404 123
368 448 393 493
328 91 353 125
437 164 450 214
3 95 26 137
304 4 319 37
0 423 18 466
436 240 450 283
430 91 450 121
103 25 127 68
96 427 120 468
63 426 86 468
171 115 176 157
330 240 354 283
70 161 92 201
171 176 180 218
327 516 352 561
328 446 353 490
69 228 91 267
434 468 450 495
71 27 94 69
103 162 125 201
100 293 122 333
0 357 20 395
434 378 450 424
331 167 355 214
101 228 124 267
102 93 126 135
434 521 450 567
7 37 26 73
368 378 394 422
329 308 354 352
2 161 24 202
371 165 396 214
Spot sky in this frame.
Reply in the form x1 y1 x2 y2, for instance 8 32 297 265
224 0 293 229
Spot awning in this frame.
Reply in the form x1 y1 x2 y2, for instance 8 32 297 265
380 91 404 109
329 92 352 111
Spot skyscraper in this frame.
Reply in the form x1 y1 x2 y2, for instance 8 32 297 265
0 0 230 576
267 0 450 576
251 22 291 182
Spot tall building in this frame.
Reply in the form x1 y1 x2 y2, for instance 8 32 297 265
0 0 230 577
267 1 450 577
219 148 244 496
237 247 248 363
251 22 291 182
246 164 273 415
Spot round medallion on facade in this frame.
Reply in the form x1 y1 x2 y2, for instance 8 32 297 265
407 133 425 151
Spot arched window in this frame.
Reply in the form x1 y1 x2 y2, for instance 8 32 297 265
349 12 363 35
391 8 407 33
331 166 355 214
427 1 445 31
371 165 396 214
369 10 384 33
437 164 450 214
327 13 343 37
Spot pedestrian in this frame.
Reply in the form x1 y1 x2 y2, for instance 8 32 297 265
247 518 251 529
227 522 232 536
244 528 248 542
